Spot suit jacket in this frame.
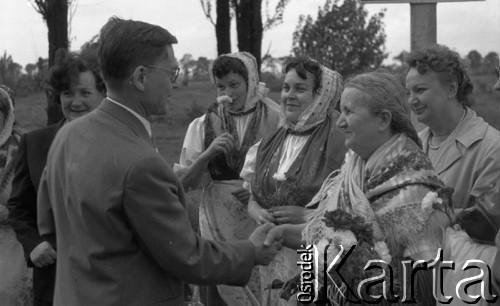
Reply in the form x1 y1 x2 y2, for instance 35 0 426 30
37 99 255 306
8 121 63 302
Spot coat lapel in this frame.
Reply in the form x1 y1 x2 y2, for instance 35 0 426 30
433 142 463 176
420 109 486 176
98 99 154 148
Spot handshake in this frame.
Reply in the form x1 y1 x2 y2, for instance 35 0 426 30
248 223 285 266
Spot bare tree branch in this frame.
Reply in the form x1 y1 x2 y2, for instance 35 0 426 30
200 0 216 26
68 0 78 45
29 0 48 18
263 0 290 31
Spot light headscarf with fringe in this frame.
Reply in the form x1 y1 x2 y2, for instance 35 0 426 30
0 87 16 147
204 52 280 180
250 64 346 209
0 86 21 206
210 51 278 114
280 65 342 134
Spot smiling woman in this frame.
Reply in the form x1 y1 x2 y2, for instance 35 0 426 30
5 45 106 306
406 44 500 306
48 47 106 123
173 51 281 306
240 56 346 305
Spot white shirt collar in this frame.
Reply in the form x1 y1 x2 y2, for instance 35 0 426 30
106 97 152 138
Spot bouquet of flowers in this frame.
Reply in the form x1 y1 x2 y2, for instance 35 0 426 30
421 186 454 226
315 209 393 304
261 173 309 209
216 94 233 106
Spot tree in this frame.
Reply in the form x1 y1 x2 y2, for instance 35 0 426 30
482 51 499 75
292 0 386 78
25 64 37 78
0 52 22 90
193 57 211 81
466 50 482 74
393 51 409 67
30 0 75 125
201 0 231 55
200 0 290 70
179 54 197 86
232 0 263 70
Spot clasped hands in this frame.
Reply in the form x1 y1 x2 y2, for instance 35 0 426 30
249 223 285 266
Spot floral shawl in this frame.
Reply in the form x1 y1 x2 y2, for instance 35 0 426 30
304 133 446 259
251 66 346 209
302 133 447 304
204 52 280 180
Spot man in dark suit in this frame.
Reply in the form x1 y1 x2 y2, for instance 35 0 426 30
8 48 106 305
36 17 280 305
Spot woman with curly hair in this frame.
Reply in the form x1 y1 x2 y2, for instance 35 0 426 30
406 44 500 305
7 46 105 306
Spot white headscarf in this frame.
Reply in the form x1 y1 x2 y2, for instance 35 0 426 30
210 51 278 113
0 87 16 147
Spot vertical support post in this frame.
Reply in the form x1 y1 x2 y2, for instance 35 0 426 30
410 3 437 51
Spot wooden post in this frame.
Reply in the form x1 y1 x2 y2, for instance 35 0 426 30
359 0 484 51
410 3 437 51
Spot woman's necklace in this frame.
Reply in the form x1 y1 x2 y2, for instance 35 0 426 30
428 108 467 150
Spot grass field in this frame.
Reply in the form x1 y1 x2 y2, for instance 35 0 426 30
14 77 500 165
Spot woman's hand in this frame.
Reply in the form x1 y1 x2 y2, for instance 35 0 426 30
232 188 250 205
248 199 276 225
269 206 307 224
30 241 56 268
203 133 235 159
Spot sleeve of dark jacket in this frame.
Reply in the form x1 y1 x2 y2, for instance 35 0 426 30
7 134 42 266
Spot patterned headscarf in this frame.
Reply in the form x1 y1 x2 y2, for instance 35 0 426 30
280 65 343 133
204 52 280 180
210 51 275 113
0 87 16 147
0 86 20 207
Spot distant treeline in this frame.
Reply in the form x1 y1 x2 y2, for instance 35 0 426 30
1 49 498 98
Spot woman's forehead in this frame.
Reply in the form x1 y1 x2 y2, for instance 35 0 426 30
284 69 315 85
215 71 245 83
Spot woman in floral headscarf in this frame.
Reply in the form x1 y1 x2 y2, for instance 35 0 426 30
240 56 346 305
0 85 31 304
175 52 280 305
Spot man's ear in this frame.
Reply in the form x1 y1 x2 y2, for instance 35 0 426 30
378 110 392 132
448 80 458 99
130 66 147 91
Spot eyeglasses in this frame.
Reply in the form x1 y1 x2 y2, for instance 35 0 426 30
145 65 180 83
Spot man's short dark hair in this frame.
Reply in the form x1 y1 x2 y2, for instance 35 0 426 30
98 17 178 87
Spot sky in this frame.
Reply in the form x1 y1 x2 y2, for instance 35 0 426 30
1 0 499 68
